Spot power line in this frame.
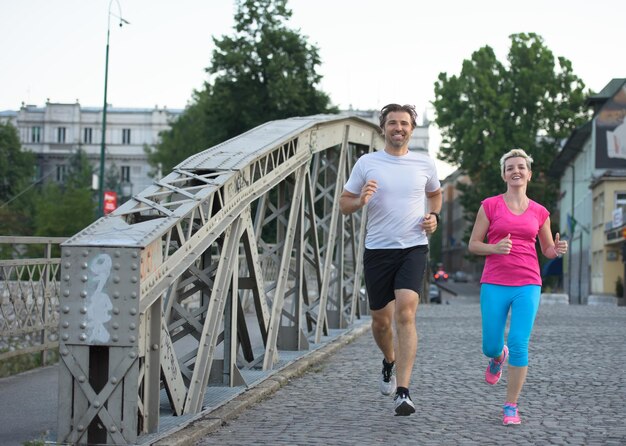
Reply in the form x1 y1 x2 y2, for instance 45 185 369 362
0 170 55 209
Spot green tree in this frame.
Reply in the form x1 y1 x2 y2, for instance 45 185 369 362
149 0 337 173
149 90 214 173
433 33 589 237
33 148 96 237
66 148 93 189
33 183 95 237
0 121 37 237
104 162 121 194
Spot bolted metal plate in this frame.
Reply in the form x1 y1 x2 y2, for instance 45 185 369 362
59 246 142 346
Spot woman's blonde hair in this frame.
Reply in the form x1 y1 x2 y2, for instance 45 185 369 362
499 148 534 176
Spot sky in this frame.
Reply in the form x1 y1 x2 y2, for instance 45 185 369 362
1 0 625 178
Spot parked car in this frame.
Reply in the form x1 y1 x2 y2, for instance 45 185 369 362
428 283 441 304
453 271 469 282
433 269 449 282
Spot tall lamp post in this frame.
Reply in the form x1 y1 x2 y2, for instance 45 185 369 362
568 163 575 303
98 0 129 216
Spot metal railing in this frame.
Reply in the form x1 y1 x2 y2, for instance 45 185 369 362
0 236 67 368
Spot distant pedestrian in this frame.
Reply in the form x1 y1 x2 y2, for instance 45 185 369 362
339 103 442 416
468 148 568 425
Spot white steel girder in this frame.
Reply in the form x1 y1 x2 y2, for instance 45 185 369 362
57 115 382 443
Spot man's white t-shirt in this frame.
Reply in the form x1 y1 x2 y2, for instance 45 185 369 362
344 149 440 249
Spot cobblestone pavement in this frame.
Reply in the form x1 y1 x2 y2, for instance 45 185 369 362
194 303 626 446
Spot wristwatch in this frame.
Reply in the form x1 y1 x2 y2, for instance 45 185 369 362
430 212 440 225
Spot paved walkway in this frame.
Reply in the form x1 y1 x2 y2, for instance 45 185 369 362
1 301 625 445
185 303 626 446
0 364 58 446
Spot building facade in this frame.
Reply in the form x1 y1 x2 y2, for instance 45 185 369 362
0 101 183 198
590 172 626 299
440 169 483 279
549 78 626 304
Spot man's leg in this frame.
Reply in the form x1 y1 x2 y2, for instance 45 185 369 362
371 300 395 363
372 300 397 396
394 288 419 388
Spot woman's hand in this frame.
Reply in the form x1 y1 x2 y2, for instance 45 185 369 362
493 233 512 255
553 233 568 257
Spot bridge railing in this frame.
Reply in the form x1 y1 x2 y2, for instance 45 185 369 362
0 236 67 372
57 115 382 444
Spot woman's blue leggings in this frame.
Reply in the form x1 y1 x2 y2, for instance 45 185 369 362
480 284 541 367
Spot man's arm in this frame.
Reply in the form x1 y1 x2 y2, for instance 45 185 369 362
427 188 442 215
339 190 362 215
422 189 442 234
339 180 378 215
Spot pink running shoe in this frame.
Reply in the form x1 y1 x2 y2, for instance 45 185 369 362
485 345 508 385
503 402 521 425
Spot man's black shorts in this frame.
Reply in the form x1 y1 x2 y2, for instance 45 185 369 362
363 245 428 311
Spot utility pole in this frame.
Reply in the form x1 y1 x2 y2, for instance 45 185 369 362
98 0 129 216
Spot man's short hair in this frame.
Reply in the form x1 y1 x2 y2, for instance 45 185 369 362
379 103 418 131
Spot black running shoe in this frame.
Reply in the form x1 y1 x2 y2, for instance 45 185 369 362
394 392 416 416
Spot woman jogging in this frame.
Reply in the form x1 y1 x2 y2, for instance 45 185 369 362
468 148 568 425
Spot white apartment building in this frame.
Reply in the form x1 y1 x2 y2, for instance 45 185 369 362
0 101 183 197
1 103 430 204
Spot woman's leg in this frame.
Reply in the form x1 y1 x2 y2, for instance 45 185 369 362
480 284 511 360
506 285 541 403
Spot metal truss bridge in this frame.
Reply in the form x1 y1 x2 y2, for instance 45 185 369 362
56 114 383 444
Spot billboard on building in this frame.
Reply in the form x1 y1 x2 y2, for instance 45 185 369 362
596 85 626 168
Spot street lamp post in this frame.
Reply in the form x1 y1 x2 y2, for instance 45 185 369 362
98 0 129 216
568 163 575 303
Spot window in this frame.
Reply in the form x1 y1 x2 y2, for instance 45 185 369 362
614 192 626 227
122 128 131 144
57 127 66 143
56 164 67 182
83 127 93 144
31 126 41 143
121 165 131 183
593 192 604 229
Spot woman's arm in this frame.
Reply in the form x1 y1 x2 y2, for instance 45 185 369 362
537 217 556 258
468 205 512 256
537 217 568 259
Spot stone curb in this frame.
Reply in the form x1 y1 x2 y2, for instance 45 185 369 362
540 293 569 305
152 323 371 446
586 294 619 305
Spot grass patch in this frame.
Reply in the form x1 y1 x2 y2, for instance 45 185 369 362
0 347 59 378
22 440 45 446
